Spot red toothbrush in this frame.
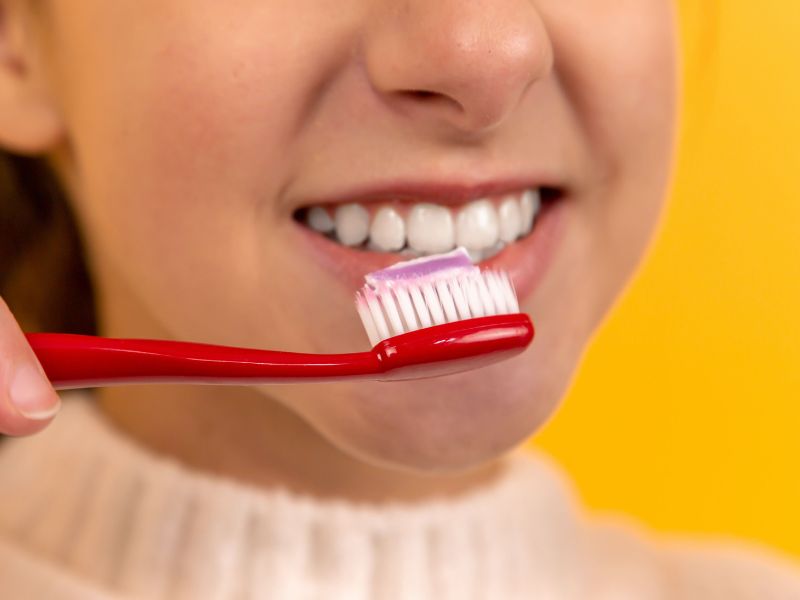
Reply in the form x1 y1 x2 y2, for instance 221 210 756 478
27 250 533 390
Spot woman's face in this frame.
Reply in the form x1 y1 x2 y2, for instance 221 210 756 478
23 1 675 471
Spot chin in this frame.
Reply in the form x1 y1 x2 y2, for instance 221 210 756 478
287 346 575 473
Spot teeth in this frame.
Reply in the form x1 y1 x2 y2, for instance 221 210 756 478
369 207 405 252
498 196 522 243
455 199 500 252
306 206 335 233
482 241 506 261
304 188 544 255
407 203 455 254
465 248 484 264
465 242 506 265
335 203 370 246
519 189 541 235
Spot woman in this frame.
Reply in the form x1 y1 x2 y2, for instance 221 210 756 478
1 0 798 597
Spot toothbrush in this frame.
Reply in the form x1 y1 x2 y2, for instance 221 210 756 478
26 249 533 390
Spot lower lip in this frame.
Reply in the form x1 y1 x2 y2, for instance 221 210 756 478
293 196 568 303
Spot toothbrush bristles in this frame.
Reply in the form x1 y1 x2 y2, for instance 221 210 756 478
355 269 520 347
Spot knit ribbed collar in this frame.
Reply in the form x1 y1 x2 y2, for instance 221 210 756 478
0 392 588 599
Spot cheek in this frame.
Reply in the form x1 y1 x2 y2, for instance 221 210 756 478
55 5 347 344
544 0 677 298
87 27 298 224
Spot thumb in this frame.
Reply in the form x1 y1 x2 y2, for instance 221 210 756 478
0 296 61 436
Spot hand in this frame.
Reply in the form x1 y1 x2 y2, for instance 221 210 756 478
0 297 61 436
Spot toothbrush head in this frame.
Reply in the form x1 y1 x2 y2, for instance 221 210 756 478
356 248 521 346
355 248 534 380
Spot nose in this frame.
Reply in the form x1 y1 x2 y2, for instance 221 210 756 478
361 0 553 135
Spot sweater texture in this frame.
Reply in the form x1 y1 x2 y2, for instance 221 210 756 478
1 393 799 599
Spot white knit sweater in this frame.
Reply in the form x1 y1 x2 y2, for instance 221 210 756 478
0 394 799 600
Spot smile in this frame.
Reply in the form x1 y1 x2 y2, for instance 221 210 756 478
291 182 567 302
295 189 544 264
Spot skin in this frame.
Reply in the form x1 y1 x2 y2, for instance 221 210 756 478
0 0 676 501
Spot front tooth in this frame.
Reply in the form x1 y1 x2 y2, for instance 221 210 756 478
466 248 484 264
455 199 499 250
519 189 541 235
407 203 455 254
482 241 506 260
334 203 370 246
498 196 522 242
307 206 335 233
369 207 405 251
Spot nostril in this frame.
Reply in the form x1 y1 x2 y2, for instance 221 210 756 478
407 90 437 100
398 89 464 116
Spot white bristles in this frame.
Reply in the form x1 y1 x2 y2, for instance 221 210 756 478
422 282 446 325
449 277 472 320
463 275 485 318
393 286 420 331
500 272 520 313
435 279 459 322
486 272 508 313
475 275 497 315
355 268 521 347
408 284 432 328
379 291 405 337
365 291 391 343
356 299 381 347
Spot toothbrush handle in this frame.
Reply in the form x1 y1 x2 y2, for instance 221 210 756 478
25 333 382 390
26 314 534 389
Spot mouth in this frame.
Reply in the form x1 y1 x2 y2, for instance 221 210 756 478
291 182 567 302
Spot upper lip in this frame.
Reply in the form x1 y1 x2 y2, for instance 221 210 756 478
293 176 562 209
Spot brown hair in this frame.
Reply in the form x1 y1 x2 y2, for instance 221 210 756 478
0 150 95 334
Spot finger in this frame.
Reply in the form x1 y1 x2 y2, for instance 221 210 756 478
0 296 61 437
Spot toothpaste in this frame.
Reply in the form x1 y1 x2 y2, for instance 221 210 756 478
356 247 519 345
364 247 477 288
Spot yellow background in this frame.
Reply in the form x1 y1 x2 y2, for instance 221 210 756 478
533 2 800 556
